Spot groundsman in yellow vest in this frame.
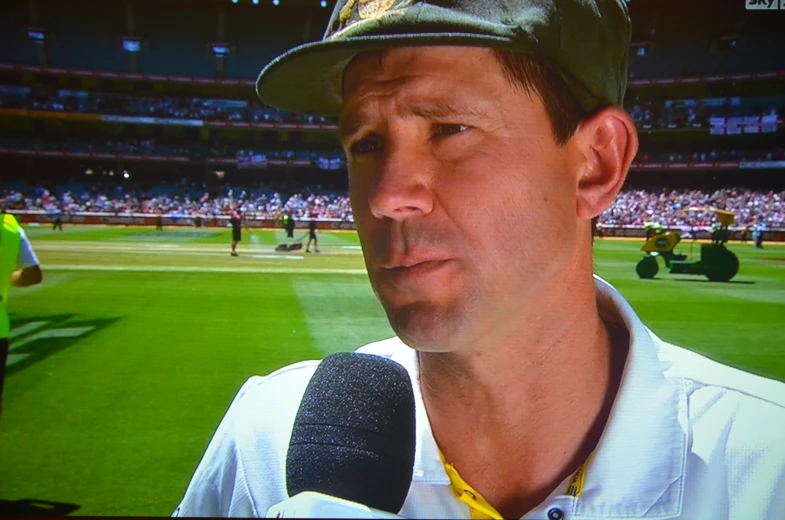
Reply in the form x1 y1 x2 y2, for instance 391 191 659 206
1 208 43 423
1 211 43 336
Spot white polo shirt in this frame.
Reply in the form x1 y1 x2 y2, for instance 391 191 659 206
18 227 40 269
173 276 785 519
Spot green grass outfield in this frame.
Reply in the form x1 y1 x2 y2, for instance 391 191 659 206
1 224 784 516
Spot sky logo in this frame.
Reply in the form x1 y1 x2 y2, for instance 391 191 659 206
746 0 779 9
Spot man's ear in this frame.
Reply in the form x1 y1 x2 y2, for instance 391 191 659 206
574 106 638 220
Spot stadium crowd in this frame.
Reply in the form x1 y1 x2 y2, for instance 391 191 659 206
0 85 332 125
2 185 783 229
0 137 346 167
1 85 782 130
1 136 782 168
627 98 782 130
1 184 354 221
603 187 784 229
638 148 785 164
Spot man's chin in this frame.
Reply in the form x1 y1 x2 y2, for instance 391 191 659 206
384 301 467 352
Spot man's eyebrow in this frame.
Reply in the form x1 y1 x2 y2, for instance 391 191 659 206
337 117 362 140
338 101 487 139
403 101 488 121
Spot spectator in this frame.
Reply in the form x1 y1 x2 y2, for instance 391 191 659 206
1 185 781 231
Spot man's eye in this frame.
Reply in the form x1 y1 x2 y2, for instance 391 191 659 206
350 138 380 156
434 124 468 137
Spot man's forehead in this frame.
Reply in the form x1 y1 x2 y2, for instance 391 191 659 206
337 68 502 138
343 46 496 91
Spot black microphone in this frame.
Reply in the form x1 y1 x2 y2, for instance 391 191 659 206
280 352 416 517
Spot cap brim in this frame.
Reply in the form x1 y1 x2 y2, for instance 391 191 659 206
255 33 523 118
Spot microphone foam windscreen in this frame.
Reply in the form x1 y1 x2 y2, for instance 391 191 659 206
286 352 416 514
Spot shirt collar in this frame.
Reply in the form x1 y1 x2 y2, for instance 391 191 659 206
383 275 688 518
572 275 687 519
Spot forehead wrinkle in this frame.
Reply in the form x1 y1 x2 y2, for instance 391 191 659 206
340 74 494 138
400 100 490 121
339 73 418 138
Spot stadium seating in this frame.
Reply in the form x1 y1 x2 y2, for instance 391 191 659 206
1 85 780 132
2 0 782 81
713 14 785 75
0 1 39 66
0 0 782 232
627 0 785 78
221 4 324 80
135 2 216 78
2 133 782 169
39 0 127 73
605 188 784 229
4 184 782 231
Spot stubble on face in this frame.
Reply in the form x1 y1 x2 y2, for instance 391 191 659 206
341 47 580 353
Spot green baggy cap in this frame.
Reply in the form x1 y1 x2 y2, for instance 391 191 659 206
256 0 631 117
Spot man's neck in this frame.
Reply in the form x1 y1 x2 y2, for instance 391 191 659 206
418 277 629 518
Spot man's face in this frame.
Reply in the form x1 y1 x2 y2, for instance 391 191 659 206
339 47 586 352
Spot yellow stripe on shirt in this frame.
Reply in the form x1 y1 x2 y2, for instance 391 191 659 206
438 449 592 517
565 452 592 498
439 450 504 520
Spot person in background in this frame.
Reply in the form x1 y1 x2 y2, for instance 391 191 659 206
595 221 604 239
230 209 243 257
753 218 765 249
285 211 296 240
305 215 319 254
0 208 43 427
52 205 63 231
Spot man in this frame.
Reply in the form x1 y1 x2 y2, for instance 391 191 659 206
284 211 296 239
753 218 765 249
643 221 654 240
175 1 785 518
594 221 604 240
230 209 242 257
305 215 319 253
52 204 63 231
0 209 43 426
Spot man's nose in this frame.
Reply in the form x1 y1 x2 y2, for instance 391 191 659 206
367 145 434 221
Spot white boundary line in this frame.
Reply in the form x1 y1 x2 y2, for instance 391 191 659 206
43 265 368 275
32 243 364 255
